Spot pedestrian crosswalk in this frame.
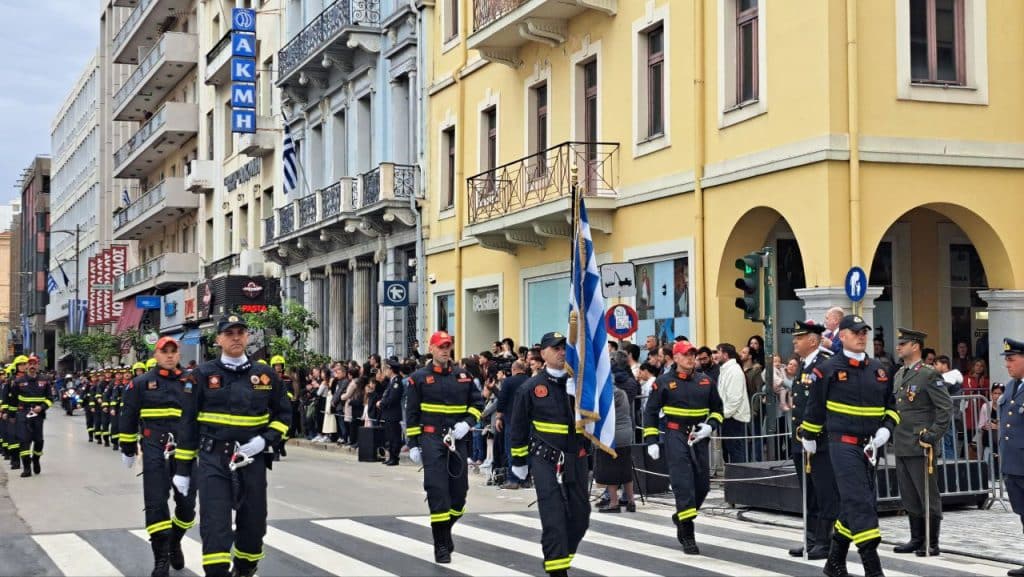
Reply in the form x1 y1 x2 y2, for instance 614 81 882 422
3 509 1016 577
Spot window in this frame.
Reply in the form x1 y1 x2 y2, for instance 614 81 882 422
736 0 758 104
646 25 665 138
582 59 598 190
333 109 348 179
910 0 965 85
435 292 454 334
445 0 459 42
357 95 373 173
483 107 497 173
634 255 691 343
530 83 548 176
442 127 456 209
223 101 233 157
225 213 234 254
206 111 214 160
525 276 570 347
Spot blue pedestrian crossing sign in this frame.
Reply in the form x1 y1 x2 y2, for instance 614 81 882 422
845 266 867 302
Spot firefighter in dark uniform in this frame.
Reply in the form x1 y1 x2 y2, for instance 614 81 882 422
405 330 484 564
88 371 103 443
1 365 14 462
176 315 291 577
379 357 405 466
891 328 952 557
642 340 723 555
801 315 900 577
998 338 1024 577
120 336 198 577
6 358 29 470
81 371 94 442
509 332 591 577
134 361 148 379
13 355 55 477
109 367 127 451
98 368 114 446
269 355 294 459
788 320 838 559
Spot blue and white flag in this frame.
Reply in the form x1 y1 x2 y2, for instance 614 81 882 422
46 273 58 293
566 198 616 456
282 120 298 197
121 188 131 207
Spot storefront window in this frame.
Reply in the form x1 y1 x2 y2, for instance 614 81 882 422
435 293 455 335
634 255 689 344
525 275 570 347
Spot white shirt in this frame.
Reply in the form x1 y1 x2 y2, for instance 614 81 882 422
718 359 751 423
802 350 820 369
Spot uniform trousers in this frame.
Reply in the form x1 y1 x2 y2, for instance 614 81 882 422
829 441 881 548
85 406 95 439
16 411 44 459
383 420 402 462
533 448 589 574
420 434 470 526
1006 474 1024 521
99 410 110 440
666 429 710 522
197 444 268 576
141 431 197 537
895 456 941 519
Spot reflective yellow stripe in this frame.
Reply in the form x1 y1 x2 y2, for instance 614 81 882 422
268 420 289 435
835 520 853 540
544 557 572 571
110 434 120 441
286 391 295 400
430 512 451 523
119 433 139 443
420 403 468 414
232 547 265 562
197 412 270 427
175 448 197 461
885 409 901 424
510 446 529 457
643 427 660 438
663 406 710 418
146 520 173 534
171 516 195 530
826 400 885 417
449 507 465 517
533 420 569 434
851 526 882 544
202 552 232 566
405 426 422 437
801 421 823 433
708 412 724 423
467 407 482 420
676 508 698 522
140 408 182 419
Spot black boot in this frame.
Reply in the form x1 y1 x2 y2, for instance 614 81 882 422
915 517 940 557
432 522 451 563
230 559 257 577
10 453 20 470
678 520 699 555
823 534 849 577
445 517 456 553
547 571 568 577
859 542 884 577
279 440 287 458
104 435 110 447
169 525 186 570
790 516 818 557
150 533 170 577
893 516 924 554
88 432 94 442
19 455 31 477
31 455 40 474
807 518 832 560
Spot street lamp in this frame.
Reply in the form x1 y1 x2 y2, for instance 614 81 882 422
50 225 81 334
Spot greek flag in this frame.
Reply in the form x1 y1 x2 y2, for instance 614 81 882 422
282 120 298 197
46 273 58 293
566 198 616 456
121 188 131 207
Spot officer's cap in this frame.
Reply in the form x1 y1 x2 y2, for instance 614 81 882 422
540 332 566 349
793 320 826 336
217 314 248 333
386 356 403 372
1001 338 1024 357
839 314 871 333
897 327 927 345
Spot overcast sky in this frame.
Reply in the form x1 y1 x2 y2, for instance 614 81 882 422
0 1 97 205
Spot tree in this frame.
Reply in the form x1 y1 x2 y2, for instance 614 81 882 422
58 333 91 367
242 300 329 369
87 332 121 366
120 328 148 360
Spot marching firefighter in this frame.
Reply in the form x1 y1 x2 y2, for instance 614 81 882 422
98 368 113 446
86 371 102 443
405 330 484 564
13 354 55 477
176 315 291 577
801 315 900 577
509 332 591 577
642 340 723 555
379 357 405 466
120 336 198 577
788 320 839 559
1 366 13 461
6 357 28 470
109 368 126 451
134 361 148 378
269 355 294 459
892 328 952 557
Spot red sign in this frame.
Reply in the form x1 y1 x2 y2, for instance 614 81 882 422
87 256 98 326
239 304 268 313
605 304 639 340
109 245 127 320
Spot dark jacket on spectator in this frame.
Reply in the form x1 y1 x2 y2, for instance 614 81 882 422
496 373 530 416
611 362 640 404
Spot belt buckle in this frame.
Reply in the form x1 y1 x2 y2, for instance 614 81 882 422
228 442 253 471
840 434 860 445
666 421 680 431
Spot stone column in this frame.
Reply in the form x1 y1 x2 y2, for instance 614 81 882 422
351 259 373 362
978 290 1024 384
795 285 884 355
327 265 346 361
304 270 325 354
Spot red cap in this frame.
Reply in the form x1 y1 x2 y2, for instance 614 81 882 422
672 341 695 356
28 354 39 363
429 331 453 347
155 336 179 351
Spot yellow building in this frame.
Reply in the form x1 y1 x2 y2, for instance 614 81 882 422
424 0 1024 383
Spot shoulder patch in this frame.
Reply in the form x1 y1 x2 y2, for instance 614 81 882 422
147 381 158 390
260 374 271 385
425 375 435 384
534 385 548 398
699 378 711 386
877 368 889 382
208 375 222 389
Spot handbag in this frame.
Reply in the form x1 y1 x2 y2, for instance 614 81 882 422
305 403 316 420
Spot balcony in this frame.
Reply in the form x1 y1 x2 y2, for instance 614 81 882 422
112 178 198 241
261 177 358 248
238 116 277 157
114 102 199 179
113 32 198 121
185 159 216 193
204 31 233 86
112 0 193 65
114 253 201 301
469 0 616 67
277 0 382 90
355 163 418 226
205 254 239 279
465 141 619 253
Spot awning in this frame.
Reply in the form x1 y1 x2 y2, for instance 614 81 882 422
115 300 145 333
182 329 202 345
163 331 184 341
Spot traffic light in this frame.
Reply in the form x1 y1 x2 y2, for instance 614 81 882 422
734 251 762 320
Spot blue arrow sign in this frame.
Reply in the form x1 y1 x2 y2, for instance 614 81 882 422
845 266 868 302
382 281 409 307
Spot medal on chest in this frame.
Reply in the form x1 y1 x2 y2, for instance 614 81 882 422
907 384 917 403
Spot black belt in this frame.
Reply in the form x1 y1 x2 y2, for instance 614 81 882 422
200 437 238 455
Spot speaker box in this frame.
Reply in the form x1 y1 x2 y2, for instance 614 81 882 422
358 426 385 462
632 443 671 495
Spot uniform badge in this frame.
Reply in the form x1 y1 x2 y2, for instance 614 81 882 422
669 382 677 390
699 378 711 386
393 383 400 389
838 371 848 381
425 376 435 384
183 382 193 394
260 374 271 386
251 375 261 385
208 376 222 389
876 369 889 382
147 381 158 390
535 385 548 398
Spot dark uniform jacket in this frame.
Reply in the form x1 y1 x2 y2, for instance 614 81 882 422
508 369 584 466
119 367 190 455
10 373 54 417
893 360 952 457
801 353 900 442
405 362 484 448
792 350 832 446
642 369 724 442
177 359 292 475
997 379 1024 476
379 376 404 422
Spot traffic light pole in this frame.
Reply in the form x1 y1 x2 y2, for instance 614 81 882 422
760 247 779 460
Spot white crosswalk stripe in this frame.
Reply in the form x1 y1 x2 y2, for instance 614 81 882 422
263 526 395 576
32 533 123 577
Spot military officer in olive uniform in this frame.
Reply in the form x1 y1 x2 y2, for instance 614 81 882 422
891 328 952 557
999 338 1024 577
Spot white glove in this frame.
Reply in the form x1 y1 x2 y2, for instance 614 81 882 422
172 475 190 495
238 435 267 458
692 423 713 442
452 421 471 440
647 444 661 460
121 454 135 469
409 447 422 464
511 465 529 480
871 427 890 449
801 439 817 454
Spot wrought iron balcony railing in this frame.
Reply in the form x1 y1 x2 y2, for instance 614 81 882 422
466 141 619 225
206 31 231 65
298 193 318 227
322 181 342 217
473 0 527 32
263 215 275 246
278 0 381 81
362 167 381 205
279 204 295 235
394 164 417 200
112 180 170 232
204 254 238 278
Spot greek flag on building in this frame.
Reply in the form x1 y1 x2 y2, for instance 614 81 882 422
566 198 616 456
46 273 58 293
282 120 298 197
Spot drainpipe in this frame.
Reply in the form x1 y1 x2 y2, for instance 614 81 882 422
453 0 469 353
847 0 862 271
693 0 707 344
413 0 427 347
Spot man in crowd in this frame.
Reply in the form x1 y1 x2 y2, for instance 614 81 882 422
998 338 1024 577
642 335 659 363
821 307 845 355
934 355 963 459
378 357 405 466
716 344 750 464
494 360 530 489
696 347 719 384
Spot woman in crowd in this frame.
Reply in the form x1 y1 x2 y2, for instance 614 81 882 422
976 383 1005 471
342 376 366 447
329 365 348 445
595 381 636 513
963 358 991 452
747 335 766 370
